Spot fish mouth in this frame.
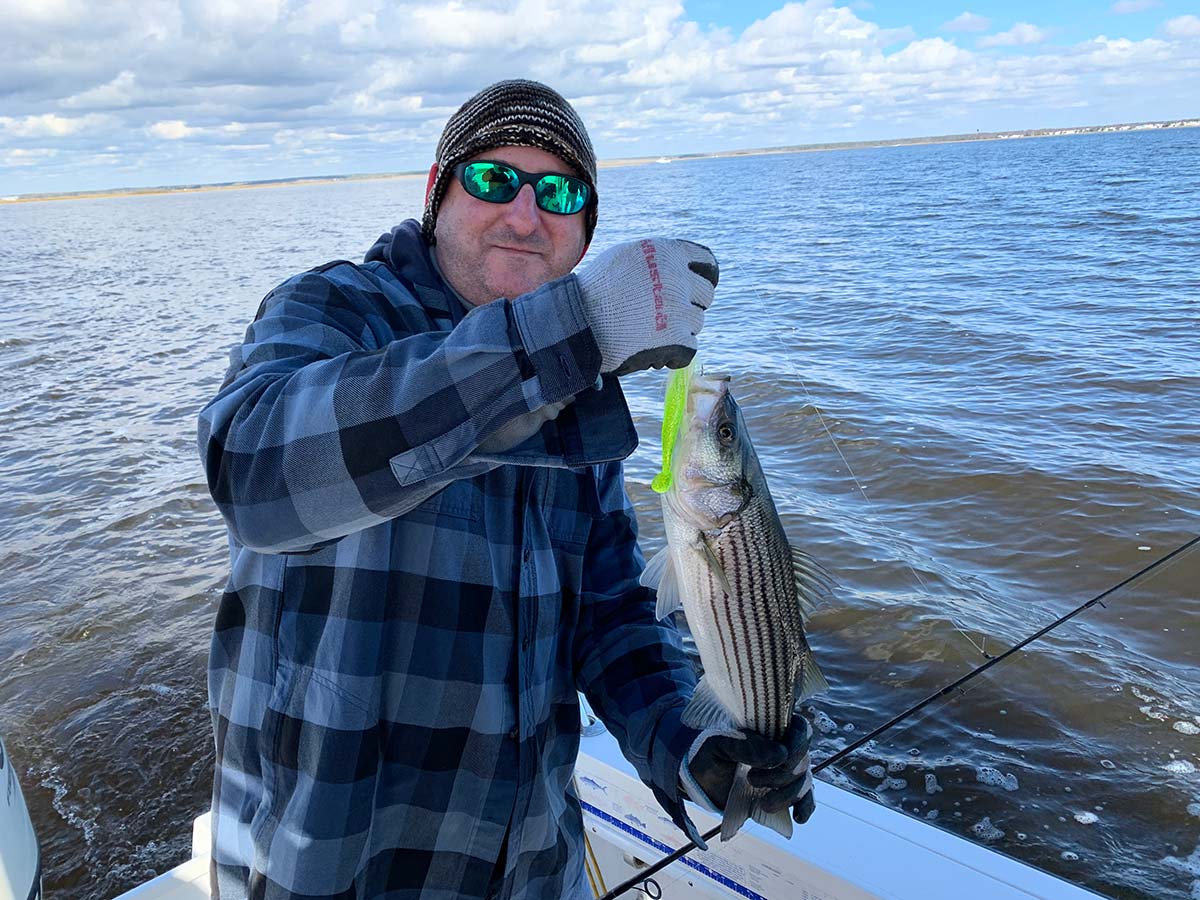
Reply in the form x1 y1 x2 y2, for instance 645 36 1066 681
687 370 730 419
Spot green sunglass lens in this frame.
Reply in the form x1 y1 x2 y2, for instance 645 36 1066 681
464 163 518 201
536 175 588 214
460 162 589 214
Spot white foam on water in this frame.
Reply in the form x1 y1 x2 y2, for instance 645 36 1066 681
865 764 886 779
925 773 943 795
1161 844 1200 878
1141 704 1168 721
1061 851 1080 861
881 777 908 791
1186 802 1200 818
39 767 100 845
813 710 839 734
976 766 1020 791
1175 721 1200 735
972 817 1005 842
1074 811 1099 824
1163 760 1197 775
887 760 906 773
1100 759 1117 769
1132 685 1156 703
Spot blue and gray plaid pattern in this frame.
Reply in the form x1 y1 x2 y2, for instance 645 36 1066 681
198 220 700 899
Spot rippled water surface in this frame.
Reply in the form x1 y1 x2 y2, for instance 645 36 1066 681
1 128 1198 899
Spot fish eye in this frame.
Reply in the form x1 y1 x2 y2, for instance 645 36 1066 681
717 423 735 443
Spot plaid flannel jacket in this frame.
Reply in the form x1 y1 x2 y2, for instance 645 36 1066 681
197 220 700 900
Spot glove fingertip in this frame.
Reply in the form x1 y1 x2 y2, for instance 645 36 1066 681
687 259 720 288
793 791 816 825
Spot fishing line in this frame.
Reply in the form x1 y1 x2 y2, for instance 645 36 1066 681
740 273 990 657
597 533 1200 900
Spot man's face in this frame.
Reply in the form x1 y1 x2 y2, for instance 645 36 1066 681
432 145 589 307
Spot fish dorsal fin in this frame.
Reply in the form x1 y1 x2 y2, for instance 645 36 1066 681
681 676 735 732
696 538 733 598
641 547 684 620
795 655 831 702
791 545 835 619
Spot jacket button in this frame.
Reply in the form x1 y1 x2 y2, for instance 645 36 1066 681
522 547 531 563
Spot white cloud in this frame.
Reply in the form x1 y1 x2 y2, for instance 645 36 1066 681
1 148 58 168
888 37 974 72
0 113 109 137
0 0 88 27
181 0 283 32
148 120 195 140
61 71 138 109
979 23 1049 48
1110 0 1160 13
3 0 1200 195
1162 14 1200 37
942 12 991 33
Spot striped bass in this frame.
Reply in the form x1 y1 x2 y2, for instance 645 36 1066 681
640 362 831 841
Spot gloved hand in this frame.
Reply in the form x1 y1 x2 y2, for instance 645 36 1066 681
574 238 718 376
682 713 815 826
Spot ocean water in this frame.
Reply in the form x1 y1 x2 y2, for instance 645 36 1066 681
1 126 1197 899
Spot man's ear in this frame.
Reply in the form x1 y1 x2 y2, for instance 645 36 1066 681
425 163 438 205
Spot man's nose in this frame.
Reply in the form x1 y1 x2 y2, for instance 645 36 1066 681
503 184 541 234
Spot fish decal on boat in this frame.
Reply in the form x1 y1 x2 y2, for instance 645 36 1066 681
642 361 832 841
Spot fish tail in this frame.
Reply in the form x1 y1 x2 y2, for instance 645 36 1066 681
720 763 797 843
751 801 795 841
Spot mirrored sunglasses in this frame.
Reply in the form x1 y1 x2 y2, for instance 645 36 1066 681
453 160 592 215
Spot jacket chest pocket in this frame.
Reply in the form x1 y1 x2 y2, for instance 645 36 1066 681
532 468 600 550
405 477 483 525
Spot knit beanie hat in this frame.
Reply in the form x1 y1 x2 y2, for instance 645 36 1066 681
421 79 598 245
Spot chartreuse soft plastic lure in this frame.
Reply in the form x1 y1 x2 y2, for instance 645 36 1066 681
651 358 695 494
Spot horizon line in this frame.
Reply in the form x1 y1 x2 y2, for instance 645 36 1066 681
4 116 1197 205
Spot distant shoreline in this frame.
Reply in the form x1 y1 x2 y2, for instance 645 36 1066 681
4 117 1196 205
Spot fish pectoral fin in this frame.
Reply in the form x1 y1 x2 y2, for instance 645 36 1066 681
640 546 669 590
642 547 684 620
695 538 733 598
681 677 735 732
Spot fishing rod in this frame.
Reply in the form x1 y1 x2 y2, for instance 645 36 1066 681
597 533 1200 900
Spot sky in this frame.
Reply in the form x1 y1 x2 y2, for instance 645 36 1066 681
2 0 1198 196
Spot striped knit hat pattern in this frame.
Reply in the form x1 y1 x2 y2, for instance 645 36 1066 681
421 79 598 245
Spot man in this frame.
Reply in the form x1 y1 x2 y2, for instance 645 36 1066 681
198 79 813 900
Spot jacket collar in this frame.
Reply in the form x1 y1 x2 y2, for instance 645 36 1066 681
364 219 464 325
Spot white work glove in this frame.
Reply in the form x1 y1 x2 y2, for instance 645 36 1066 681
575 239 719 376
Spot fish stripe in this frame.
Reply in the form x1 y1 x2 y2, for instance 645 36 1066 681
710 539 744 726
726 526 757 729
722 531 756 728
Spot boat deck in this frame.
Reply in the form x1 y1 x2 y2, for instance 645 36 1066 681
114 725 1105 900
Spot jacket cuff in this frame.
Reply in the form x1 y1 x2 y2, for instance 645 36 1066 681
509 274 602 405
